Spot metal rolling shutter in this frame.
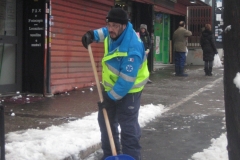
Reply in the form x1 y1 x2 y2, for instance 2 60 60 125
153 0 186 16
154 3 186 16
187 6 212 47
50 0 113 93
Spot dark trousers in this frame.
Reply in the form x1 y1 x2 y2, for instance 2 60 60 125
175 52 186 75
204 61 213 75
175 52 186 67
98 92 142 160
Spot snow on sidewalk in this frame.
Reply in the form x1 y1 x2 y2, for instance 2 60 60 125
190 133 228 160
5 104 165 160
5 103 228 160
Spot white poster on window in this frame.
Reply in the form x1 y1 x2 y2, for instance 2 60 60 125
155 36 160 54
217 1 222 7
216 14 222 21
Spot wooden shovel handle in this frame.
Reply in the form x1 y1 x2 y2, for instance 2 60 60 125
87 44 117 156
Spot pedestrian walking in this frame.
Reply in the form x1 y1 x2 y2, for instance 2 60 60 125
81 8 149 160
200 24 218 76
173 21 192 76
139 24 152 84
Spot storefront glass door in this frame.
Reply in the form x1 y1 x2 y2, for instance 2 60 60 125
0 0 21 93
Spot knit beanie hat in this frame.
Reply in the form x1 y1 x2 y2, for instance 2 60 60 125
140 24 147 30
106 8 128 24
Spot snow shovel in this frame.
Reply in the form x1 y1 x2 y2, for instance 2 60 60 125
87 44 134 160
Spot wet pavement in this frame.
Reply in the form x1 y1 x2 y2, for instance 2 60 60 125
140 78 225 160
2 88 99 133
1 64 225 160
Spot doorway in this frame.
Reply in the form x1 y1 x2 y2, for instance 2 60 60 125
131 2 154 72
0 0 23 94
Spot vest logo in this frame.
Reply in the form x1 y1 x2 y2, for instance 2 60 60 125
128 58 134 62
126 65 133 72
128 106 134 109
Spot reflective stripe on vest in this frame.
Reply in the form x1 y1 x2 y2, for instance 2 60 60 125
96 28 105 42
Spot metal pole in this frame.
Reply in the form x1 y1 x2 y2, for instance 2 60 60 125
0 104 5 160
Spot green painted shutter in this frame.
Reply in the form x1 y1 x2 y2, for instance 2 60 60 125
162 14 170 64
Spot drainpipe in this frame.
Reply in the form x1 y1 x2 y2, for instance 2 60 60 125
0 32 6 80
44 0 52 96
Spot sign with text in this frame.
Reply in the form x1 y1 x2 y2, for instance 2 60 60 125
214 0 223 48
27 5 44 47
24 0 45 93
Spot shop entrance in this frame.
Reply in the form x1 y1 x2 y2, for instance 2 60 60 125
131 2 154 72
0 0 23 94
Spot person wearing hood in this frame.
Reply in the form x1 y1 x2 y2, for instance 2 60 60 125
200 24 218 76
139 24 152 84
81 8 149 160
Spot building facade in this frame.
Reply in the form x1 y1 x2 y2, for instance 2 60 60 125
0 0 212 96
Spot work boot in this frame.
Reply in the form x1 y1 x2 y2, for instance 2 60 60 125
175 66 180 76
178 67 188 77
204 67 209 76
208 67 212 76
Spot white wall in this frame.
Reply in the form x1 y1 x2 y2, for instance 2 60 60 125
186 48 224 65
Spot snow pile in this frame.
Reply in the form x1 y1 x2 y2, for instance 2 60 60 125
190 133 228 160
5 112 100 160
5 104 165 160
233 72 240 91
138 104 165 127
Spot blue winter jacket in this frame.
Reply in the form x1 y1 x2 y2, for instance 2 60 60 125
93 22 149 101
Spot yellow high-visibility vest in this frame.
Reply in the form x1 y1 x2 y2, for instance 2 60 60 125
102 37 149 93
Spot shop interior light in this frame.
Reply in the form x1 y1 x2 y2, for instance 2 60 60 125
190 0 196 3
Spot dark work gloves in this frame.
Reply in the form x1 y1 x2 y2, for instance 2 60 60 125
97 92 115 110
82 30 94 49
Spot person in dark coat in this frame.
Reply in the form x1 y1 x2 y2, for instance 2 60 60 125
139 24 152 83
200 24 218 76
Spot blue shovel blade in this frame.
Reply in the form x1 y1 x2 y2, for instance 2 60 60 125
105 154 135 160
